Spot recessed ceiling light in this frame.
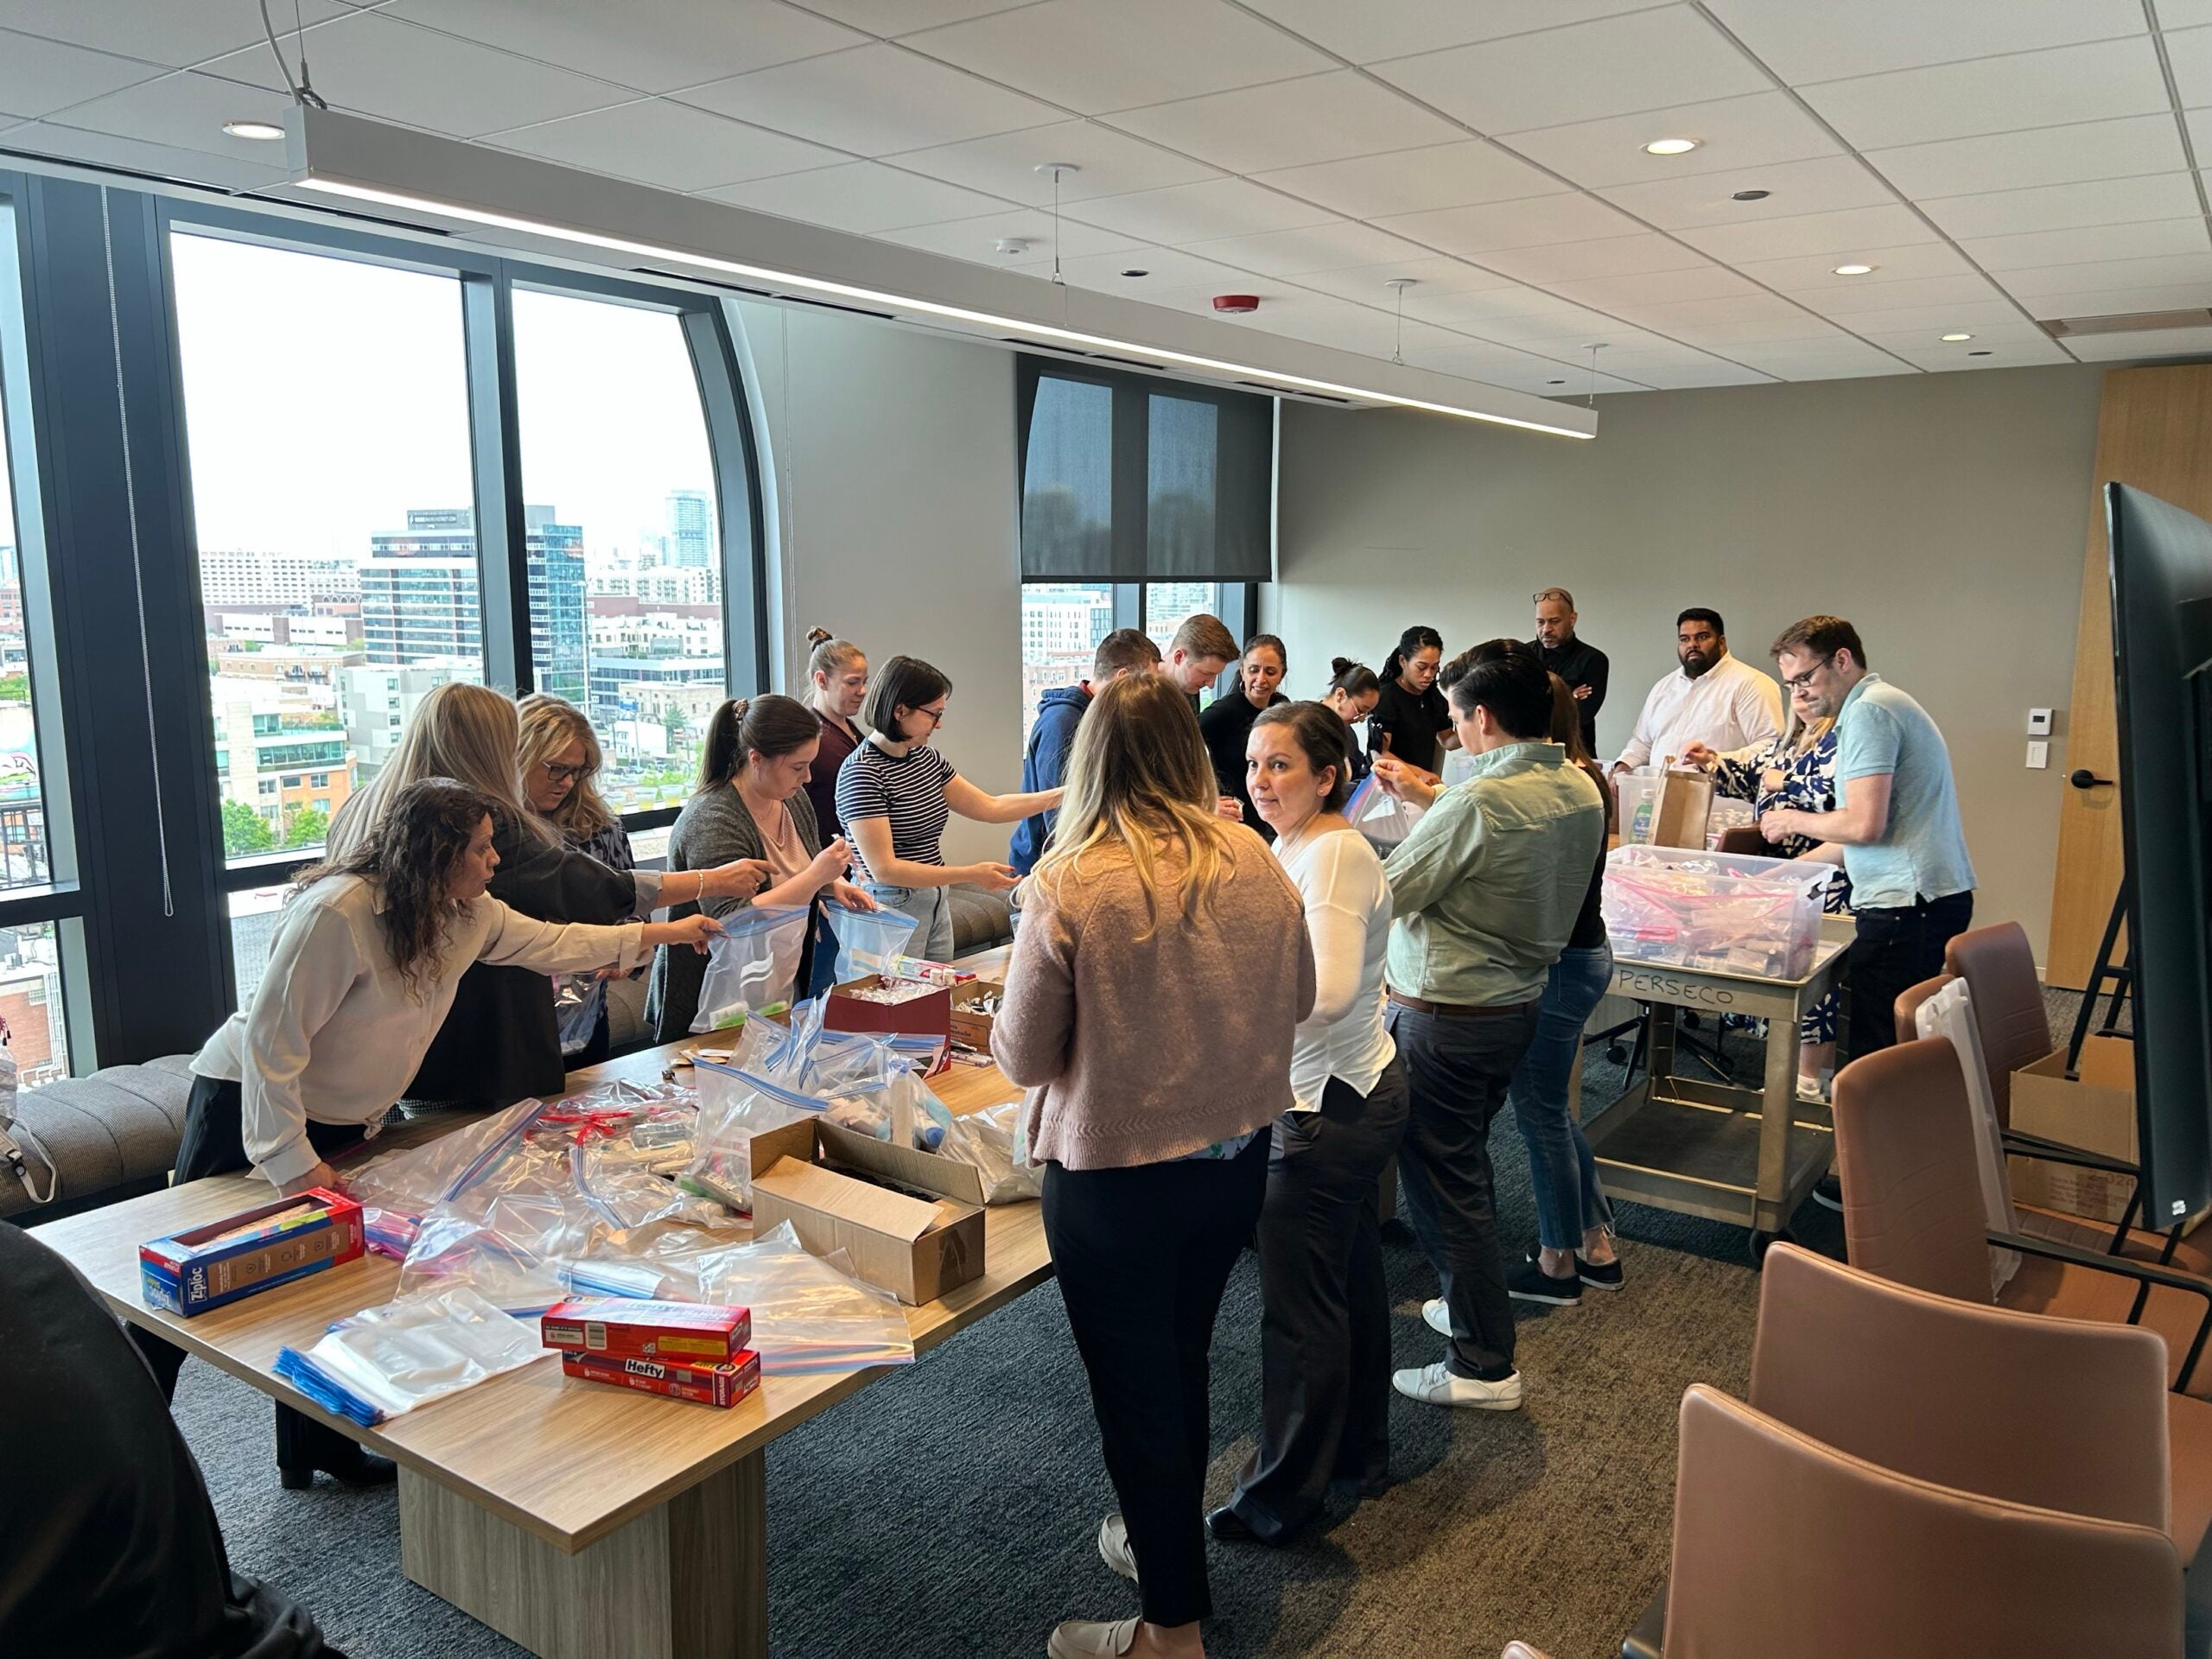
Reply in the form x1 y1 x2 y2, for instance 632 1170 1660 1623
1731 189 1770 201
1548 378 1567 385
1643 137 1700 156
1940 332 1973 342
1968 350 1993 357
1120 268 1148 278
1832 263 1875 276
223 119 286 142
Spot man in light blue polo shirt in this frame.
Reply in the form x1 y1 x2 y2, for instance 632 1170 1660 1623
1757 614 1976 1068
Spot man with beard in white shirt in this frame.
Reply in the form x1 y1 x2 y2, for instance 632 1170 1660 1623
1610 607 1783 774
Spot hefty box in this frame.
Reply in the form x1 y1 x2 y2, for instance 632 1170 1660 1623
563 1349 762 1409
540 1299 752 1363
140 1189 365 1317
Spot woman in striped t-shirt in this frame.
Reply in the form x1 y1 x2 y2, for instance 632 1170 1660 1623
836 655 1062 959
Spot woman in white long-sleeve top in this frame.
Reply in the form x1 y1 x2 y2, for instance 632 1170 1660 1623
1215 701 1409 1546
138 779 723 1491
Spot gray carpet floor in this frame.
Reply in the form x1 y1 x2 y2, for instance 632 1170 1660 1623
175 1008 1919 1659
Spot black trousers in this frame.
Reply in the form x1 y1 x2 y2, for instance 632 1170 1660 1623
133 1075 369 1476
1843 891 1975 1064
1043 1133 1268 1629
1387 997 1543 1380
1229 1060 1410 1541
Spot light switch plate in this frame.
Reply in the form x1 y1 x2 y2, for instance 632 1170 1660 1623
2026 740 2049 769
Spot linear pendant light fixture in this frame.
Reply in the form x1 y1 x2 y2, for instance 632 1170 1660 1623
283 108 1595 442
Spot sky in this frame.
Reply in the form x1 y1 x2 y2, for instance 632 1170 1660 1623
166 231 718 564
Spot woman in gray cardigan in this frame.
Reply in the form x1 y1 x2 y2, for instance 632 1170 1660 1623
649 695 879 1039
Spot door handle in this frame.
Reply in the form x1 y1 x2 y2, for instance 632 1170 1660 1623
2069 769 2114 790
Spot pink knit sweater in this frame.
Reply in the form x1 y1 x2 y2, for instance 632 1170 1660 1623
994 826 1316 1171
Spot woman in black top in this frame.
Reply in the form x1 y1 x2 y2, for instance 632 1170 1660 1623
1503 669 1622 1304
1198 634 1290 836
1365 625 1453 776
1322 657 1381 782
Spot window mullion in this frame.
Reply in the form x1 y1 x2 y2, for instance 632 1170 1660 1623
462 266 531 693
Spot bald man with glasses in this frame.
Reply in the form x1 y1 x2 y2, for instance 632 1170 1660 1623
1532 588 1607 754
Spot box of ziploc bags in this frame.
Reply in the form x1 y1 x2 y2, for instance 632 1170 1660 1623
141 1188 365 1317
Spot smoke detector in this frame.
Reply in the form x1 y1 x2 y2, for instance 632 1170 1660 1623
994 237 1030 256
1212 294 1260 314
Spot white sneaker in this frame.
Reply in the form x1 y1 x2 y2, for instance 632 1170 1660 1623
1096 1513 1136 1582
1048 1616 1140 1657
1422 1296 1452 1337
1394 1360 1524 1410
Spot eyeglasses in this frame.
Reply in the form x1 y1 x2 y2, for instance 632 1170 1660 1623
914 705 948 728
1780 657 1833 692
540 760 593 784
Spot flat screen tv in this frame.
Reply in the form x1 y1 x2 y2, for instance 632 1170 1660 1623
2107 481 2212 1226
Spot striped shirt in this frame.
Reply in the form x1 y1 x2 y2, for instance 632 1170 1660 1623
836 740 957 879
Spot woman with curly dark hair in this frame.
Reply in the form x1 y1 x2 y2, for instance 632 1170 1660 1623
146 779 723 1491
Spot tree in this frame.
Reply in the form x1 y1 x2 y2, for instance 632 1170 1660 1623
222 799 276 857
282 806 330 849
0 674 27 704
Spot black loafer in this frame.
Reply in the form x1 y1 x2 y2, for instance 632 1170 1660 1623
1205 1505 1260 1543
280 1449 397 1491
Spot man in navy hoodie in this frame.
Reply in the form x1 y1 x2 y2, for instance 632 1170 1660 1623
1010 627 1161 872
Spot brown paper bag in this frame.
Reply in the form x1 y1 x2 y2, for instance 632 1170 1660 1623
1650 763 1714 849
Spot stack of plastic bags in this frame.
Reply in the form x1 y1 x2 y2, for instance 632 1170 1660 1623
273 1285 552 1427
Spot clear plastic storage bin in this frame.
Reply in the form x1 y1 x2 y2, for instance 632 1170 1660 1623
1602 843 1836 981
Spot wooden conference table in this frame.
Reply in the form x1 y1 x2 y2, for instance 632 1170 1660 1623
32 1001 1047 1659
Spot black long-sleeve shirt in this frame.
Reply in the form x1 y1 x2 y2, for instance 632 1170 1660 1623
1539 635 1609 755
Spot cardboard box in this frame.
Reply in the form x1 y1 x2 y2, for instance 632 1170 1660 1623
948 980 1003 1051
746 1117 984 1306
140 1189 365 1317
540 1299 752 1363
2009 1036 2138 1224
824 976 951 1046
563 1349 762 1408
814 1116 989 1208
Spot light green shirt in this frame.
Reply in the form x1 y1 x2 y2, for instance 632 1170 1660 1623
1382 741 1606 1007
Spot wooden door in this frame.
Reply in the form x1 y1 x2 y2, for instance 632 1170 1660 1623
2048 365 2212 987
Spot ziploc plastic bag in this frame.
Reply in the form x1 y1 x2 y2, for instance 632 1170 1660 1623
680 1058 818 1213
819 901 919 986
607 1221 914 1374
343 1096 553 1223
691 905 810 1032
552 971 605 1058
928 1097 1040 1205
1347 774 1424 851
272 1285 551 1427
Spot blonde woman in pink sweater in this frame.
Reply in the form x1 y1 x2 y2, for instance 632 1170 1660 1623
994 671 1314 1659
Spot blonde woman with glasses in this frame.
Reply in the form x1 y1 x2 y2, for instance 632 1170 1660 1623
992 671 1313 1659
327 682 769 1106
518 694 637 1066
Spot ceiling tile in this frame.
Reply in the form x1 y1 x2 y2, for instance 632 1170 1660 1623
1732 350 1910 381
1873 337 2075 370
1106 72 1460 176
0 1 357 69
1864 114 2187 200
2016 283 2212 320
1706 0 2147 86
2164 26 2212 108
41 69 298 163
1545 265 1763 307
390 0 864 93
1735 241 1973 291
1614 361 1777 388
782 0 1032 33
887 121 1219 203
1997 251 2212 298
1919 172 2203 241
0 118 290 191
1675 203 1937 264
489 99 849 190
2184 112 2212 163
1964 217 2212 273
1291 256 1521 304
1499 92 1842 190
1475 321 1677 353
1656 316 1853 346
2158 0 2212 25
1596 155 1900 230
1239 0 1661 64
1795 271 2010 314
901 0 1329 115
877 205 1147 263
1249 140 1566 220
200 11 632 136
699 159 1013 230
1179 219 1436 278
1475 232 1712 284
674 42 1060 155
2060 325 2212 360
1402 283 1616 328
1618 292 1843 337
1799 37 2170 152
0 28 164 119
1070 176 1340 243
1800 297 2028 333
1372 9 1769 137
1008 245 1265 291
1377 192 1643 255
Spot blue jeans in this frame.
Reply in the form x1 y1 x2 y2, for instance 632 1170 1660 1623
1508 944 1618 1253
862 881 955 962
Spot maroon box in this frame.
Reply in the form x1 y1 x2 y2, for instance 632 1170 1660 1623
562 1350 762 1409
540 1298 751 1363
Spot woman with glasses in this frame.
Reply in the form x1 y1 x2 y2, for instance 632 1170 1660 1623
1366 625 1454 776
1322 658 1382 783
835 654 1062 961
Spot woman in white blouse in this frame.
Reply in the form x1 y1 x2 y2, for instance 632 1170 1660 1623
143 778 721 1491
1214 701 1409 1545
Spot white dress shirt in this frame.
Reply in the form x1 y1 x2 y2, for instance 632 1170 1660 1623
193 874 649 1185
1613 652 1784 771
1274 825 1396 1113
